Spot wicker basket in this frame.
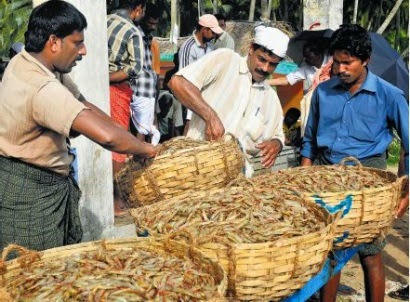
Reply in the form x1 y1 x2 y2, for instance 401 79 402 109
0 238 227 301
131 187 338 301
251 157 407 249
116 134 245 207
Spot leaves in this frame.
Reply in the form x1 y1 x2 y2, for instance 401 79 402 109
0 0 32 57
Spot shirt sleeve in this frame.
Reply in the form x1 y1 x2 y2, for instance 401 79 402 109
32 80 88 137
60 74 81 99
286 64 309 85
176 49 228 90
301 88 320 160
125 33 143 78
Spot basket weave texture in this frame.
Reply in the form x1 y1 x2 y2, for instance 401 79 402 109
116 134 245 207
0 237 226 302
251 158 407 249
131 186 338 301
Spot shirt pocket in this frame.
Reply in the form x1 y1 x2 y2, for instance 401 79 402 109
243 113 266 142
348 113 381 142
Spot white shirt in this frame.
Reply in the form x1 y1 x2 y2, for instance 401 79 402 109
176 49 285 176
286 54 331 94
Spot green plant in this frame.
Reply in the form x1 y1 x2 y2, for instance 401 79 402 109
0 0 32 58
387 136 401 166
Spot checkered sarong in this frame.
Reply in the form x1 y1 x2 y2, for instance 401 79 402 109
0 156 83 257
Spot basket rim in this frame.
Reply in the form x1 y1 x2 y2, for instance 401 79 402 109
0 237 227 297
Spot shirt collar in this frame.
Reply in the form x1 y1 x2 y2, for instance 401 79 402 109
192 30 209 49
330 69 377 94
21 50 57 79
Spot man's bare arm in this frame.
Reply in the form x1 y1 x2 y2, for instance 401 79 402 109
169 75 224 140
71 109 157 158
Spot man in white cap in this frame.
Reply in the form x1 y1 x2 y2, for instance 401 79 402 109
178 14 223 134
178 14 223 70
169 25 290 176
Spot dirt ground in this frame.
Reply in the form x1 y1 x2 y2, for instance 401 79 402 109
335 211 409 302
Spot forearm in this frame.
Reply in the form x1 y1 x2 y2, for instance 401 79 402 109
109 70 129 84
168 75 217 123
267 76 290 86
72 109 156 158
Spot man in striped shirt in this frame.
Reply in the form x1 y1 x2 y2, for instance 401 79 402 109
169 26 290 177
178 14 223 134
107 0 145 216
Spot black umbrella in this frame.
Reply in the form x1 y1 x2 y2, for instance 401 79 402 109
286 29 334 65
368 32 409 99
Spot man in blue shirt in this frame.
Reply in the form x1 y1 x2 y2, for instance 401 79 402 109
301 24 409 302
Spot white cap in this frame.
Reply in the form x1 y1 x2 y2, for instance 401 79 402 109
253 26 289 58
198 14 224 35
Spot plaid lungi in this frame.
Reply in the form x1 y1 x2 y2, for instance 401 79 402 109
110 82 133 163
0 156 83 256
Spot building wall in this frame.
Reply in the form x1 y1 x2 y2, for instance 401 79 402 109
303 0 343 30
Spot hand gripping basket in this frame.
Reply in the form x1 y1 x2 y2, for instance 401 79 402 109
116 134 245 207
0 237 226 301
131 186 339 301
251 157 408 249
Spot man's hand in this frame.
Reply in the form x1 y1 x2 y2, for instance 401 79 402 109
256 139 282 168
395 176 409 219
395 193 409 219
205 114 225 141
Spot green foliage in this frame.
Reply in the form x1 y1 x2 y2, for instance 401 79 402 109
343 0 409 56
0 0 32 58
387 137 401 166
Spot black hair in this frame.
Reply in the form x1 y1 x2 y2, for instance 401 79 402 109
303 38 328 55
119 0 146 10
144 3 161 19
25 0 87 53
214 14 226 22
328 24 372 62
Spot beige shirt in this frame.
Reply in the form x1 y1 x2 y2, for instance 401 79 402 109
0 50 87 176
177 48 284 157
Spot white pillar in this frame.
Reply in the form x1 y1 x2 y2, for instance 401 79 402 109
303 0 343 30
32 0 117 241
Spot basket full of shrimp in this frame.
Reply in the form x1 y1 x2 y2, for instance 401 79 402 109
115 134 245 207
130 185 340 301
0 237 227 301
250 157 407 249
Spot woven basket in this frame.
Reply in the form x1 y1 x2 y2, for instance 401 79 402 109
0 237 226 301
131 187 338 301
116 134 245 207
251 157 407 249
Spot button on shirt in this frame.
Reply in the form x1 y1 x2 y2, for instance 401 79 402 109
302 71 409 174
176 49 284 156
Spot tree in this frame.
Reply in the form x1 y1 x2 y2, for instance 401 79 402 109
0 0 32 57
249 0 256 21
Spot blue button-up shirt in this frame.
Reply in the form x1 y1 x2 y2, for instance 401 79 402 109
302 71 409 174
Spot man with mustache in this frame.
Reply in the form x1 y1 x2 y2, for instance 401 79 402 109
169 26 289 177
0 0 157 254
301 24 409 301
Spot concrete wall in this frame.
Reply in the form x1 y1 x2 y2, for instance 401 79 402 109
32 0 124 240
303 0 343 30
